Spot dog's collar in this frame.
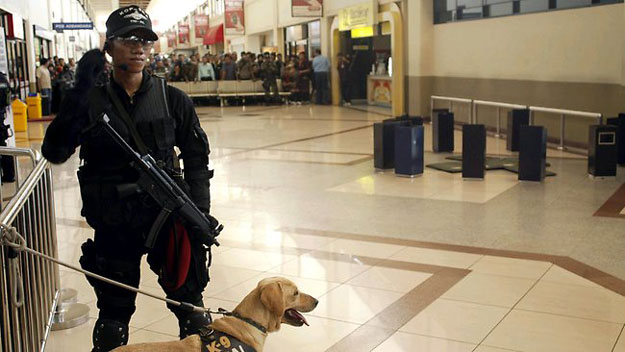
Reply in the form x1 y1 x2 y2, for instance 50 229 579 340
212 308 268 334
229 311 268 334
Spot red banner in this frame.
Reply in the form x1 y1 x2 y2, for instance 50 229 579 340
292 0 323 17
178 24 190 44
225 0 245 35
194 15 209 39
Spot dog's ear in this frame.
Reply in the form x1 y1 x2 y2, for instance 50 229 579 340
260 281 284 316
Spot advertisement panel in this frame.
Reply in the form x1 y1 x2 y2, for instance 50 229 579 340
194 15 209 39
292 0 323 17
178 24 190 44
225 0 245 35
338 2 377 31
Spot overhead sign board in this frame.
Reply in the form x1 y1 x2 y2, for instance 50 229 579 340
52 22 94 31
339 2 377 32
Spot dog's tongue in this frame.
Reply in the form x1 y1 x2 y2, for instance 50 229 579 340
286 309 309 326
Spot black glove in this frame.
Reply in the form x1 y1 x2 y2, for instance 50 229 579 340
74 49 106 91
190 213 223 247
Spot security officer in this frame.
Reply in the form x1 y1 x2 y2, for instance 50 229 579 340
0 71 14 182
260 53 279 104
42 6 214 351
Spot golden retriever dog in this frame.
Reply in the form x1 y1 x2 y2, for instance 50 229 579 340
114 277 318 352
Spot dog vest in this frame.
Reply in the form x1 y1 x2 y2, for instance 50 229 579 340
199 327 256 352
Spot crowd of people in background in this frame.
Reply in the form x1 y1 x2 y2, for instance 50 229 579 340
145 49 347 105
35 56 78 115
34 48 354 111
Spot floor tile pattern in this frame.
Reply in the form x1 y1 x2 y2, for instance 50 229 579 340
10 105 625 351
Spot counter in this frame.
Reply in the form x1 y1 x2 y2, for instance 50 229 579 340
367 75 392 106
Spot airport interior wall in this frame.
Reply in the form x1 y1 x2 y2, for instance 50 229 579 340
406 2 625 147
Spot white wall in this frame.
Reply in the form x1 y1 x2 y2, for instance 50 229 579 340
406 0 433 77
431 4 624 84
245 0 276 35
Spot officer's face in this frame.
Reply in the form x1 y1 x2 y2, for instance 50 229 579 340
109 34 149 74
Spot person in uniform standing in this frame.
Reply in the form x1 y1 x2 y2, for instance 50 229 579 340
41 6 217 351
261 52 280 104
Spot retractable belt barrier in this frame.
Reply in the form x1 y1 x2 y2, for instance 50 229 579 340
431 96 603 151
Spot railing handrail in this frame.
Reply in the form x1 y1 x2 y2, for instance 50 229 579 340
431 95 605 150
0 147 39 166
0 153 47 225
529 106 602 120
431 95 472 104
473 99 527 110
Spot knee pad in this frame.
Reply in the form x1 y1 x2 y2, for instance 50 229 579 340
178 311 212 339
92 318 129 352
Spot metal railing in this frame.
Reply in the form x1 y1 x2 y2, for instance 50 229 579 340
473 100 527 138
431 95 473 123
431 96 604 150
0 147 59 352
529 106 603 150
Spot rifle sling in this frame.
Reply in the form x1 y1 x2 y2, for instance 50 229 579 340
106 83 150 156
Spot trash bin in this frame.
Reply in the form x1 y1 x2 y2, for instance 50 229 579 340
433 111 454 153
12 99 27 132
396 115 423 126
606 114 625 165
374 119 403 170
519 125 547 182
462 124 486 179
588 125 618 177
394 123 424 177
27 93 42 119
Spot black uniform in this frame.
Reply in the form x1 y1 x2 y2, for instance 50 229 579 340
42 69 213 351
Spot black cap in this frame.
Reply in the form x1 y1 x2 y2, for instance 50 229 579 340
106 5 158 41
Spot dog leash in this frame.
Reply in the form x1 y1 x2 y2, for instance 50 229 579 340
0 223 209 314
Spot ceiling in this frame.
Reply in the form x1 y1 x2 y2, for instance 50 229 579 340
90 0 153 32
89 0 201 34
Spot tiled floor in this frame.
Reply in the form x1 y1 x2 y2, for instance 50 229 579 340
10 104 625 351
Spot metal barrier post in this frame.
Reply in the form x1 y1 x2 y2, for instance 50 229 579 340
558 113 566 150
495 107 501 138
0 147 88 351
472 103 477 124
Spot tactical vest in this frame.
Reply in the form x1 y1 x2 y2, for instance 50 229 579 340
80 75 176 178
77 75 177 228
199 328 256 352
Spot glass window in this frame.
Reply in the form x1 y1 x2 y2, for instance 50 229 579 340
519 0 550 13
556 0 591 8
434 0 622 24
458 5 483 19
457 0 482 8
489 2 513 16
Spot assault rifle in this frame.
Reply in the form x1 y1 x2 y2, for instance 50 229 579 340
98 113 222 249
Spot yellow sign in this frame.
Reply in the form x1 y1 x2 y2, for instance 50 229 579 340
339 1 377 31
351 26 374 38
